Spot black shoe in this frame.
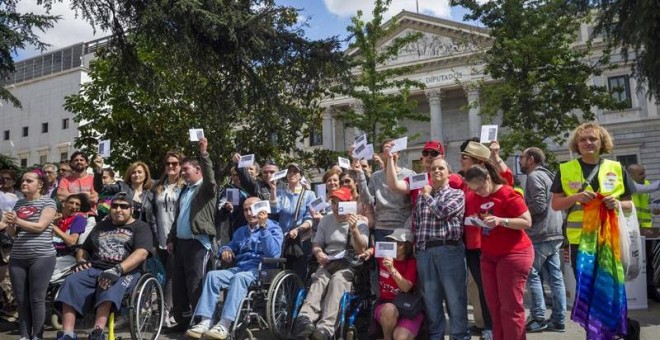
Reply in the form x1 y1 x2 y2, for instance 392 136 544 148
310 329 331 340
88 327 105 340
525 318 547 333
293 316 314 338
469 325 484 335
56 331 78 340
545 320 565 332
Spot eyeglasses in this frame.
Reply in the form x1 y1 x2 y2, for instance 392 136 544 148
165 161 179 167
422 150 441 157
44 170 56 174
111 203 132 210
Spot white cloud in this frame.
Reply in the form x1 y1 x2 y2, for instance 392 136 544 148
16 0 108 59
323 0 453 20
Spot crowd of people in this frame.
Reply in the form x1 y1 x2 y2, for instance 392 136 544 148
0 121 659 340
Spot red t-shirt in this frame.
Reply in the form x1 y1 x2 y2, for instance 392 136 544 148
471 185 531 256
378 257 418 301
58 175 97 213
461 169 514 250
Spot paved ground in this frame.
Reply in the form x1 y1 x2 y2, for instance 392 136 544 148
1 298 658 339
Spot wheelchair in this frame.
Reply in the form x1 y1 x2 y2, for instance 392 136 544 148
219 257 304 340
290 259 373 340
49 259 164 340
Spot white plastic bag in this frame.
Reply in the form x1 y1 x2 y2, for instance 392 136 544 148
618 202 642 281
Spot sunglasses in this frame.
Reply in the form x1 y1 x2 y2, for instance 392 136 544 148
165 161 179 167
111 203 132 210
422 150 441 157
342 179 353 184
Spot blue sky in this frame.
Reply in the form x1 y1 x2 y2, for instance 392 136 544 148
16 0 477 60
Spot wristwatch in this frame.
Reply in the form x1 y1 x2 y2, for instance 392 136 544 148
504 218 510 227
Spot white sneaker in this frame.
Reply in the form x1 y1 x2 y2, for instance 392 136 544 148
185 323 209 339
205 324 229 340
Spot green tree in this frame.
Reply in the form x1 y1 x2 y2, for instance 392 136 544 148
571 0 660 100
1 0 60 107
331 0 427 144
451 0 623 160
63 0 345 174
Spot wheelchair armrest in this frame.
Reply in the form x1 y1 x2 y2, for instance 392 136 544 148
260 257 287 265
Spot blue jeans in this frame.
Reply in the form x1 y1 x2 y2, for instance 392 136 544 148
527 240 566 324
416 243 470 340
193 268 258 322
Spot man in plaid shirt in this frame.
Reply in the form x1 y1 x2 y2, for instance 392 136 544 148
412 158 469 340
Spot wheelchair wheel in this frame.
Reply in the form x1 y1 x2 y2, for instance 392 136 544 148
266 270 303 339
51 312 63 330
129 274 164 340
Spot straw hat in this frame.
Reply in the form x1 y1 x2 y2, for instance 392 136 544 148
461 141 491 163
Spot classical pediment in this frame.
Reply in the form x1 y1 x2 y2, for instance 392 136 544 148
348 11 491 68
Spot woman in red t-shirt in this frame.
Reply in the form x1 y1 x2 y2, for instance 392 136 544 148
465 164 533 340
361 228 423 340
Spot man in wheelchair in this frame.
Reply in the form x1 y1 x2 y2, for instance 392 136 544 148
55 192 153 340
293 187 369 340
186 196 283 339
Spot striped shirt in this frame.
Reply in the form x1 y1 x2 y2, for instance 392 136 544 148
10 197 57 259
413 185 465 251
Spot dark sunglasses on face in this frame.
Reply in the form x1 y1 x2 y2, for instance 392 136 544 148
165 161 179 167
422 150 441 157
111 203 132 210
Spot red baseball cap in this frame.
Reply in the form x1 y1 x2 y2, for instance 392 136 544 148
423 140 445 155
329 187 353 201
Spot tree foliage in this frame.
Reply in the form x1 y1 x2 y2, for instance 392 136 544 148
63 0 346 175
571 0 660 100
1 0 60 108
331 0 427 145
451 0 623 161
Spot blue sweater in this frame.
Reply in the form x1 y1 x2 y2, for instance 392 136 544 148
219 219 283 271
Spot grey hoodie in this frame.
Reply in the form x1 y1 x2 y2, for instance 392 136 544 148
524 166 564 243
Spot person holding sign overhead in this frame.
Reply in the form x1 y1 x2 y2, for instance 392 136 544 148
166 137 218 329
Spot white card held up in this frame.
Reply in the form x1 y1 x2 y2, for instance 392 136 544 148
271 169 288 182
389 137 408 155
238 154 255 168
375 241 398 259
338 157 351 169
363 144 374 160
408 173 429 191
98 140 111 158
315 184 327 200
480 125 498 143
301 176 309 186
465 216 493 229
226 188 240 206
189 128 205 142
308 197 326 212
353 143 367 159
250 200 271 215
354 133 367 148
337 201 357 215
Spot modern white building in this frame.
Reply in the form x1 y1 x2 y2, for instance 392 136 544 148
1 38 107 167
317 11 660 182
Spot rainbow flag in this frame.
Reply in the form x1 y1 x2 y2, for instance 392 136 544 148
571 194 627 339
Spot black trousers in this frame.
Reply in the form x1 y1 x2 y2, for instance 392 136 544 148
465 248 492 329
171 239 211 321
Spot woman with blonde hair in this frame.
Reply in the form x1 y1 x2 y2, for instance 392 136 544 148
152 151 185 327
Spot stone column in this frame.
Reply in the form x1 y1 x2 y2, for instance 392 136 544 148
322 107 335 150
467 88 481 138
426 89 443 142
